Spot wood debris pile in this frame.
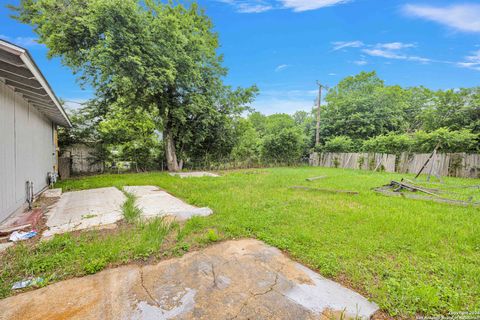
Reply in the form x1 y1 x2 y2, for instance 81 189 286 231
375 179 479 207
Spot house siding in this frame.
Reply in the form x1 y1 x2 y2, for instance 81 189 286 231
0 81 55 222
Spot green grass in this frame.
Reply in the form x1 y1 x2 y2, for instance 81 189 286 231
121 189 142 223
0 217 172 299
1 167 479 317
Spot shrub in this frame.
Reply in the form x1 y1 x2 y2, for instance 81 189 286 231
413 128 479 153
261 127 306 163
323 136 355 152
362 129 478 154
362 133 413 154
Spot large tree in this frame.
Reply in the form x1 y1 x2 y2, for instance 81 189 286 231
12 0 256 171
321 71 408 141
420 88 480 134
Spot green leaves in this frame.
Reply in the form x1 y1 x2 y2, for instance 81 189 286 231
362 129 479 154
322 136 355 153
12 0 257 170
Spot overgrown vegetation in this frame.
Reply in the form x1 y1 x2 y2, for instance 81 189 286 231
121 190 142 223
0 218 172 298
59 71 479 171
1 168 479 316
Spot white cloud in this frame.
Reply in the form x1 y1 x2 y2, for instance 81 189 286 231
218 0 351 13
280 0 351 12
275 64 290 72
62 99 89 111
332 41 430 64
238 3 273 13
217 0 272 13
332 41 364 51
362 48 431 63
328 73 337 76
403 4 480 33
375 42 415 50
353 60 368 66
458 50 480 71
0 35 40 47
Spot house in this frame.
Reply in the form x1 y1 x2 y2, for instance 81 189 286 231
0 39 71 222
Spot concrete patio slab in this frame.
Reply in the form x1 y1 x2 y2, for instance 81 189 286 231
0 239 378 320
169 171 220 178
123 186 213 220
42 187 126 238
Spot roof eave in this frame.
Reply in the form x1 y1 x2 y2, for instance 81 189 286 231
0 39 72 128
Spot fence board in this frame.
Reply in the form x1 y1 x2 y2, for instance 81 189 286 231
310 152 480 178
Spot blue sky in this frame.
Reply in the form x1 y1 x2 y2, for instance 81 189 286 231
1 0 479 114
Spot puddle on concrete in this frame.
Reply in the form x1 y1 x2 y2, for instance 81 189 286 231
133 288 197 320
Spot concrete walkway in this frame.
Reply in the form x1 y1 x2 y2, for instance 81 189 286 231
42 186 213 238
0 239 378 320
124 186 212 220
43 187 126 238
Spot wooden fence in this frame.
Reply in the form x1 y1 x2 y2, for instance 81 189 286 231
309 152 480 178
60 144 104 176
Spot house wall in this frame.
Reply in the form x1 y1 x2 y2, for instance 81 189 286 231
0 81 56 222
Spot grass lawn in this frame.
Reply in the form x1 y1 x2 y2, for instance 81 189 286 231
1 167 479 317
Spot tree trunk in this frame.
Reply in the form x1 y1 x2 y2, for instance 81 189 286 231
165 130 180 172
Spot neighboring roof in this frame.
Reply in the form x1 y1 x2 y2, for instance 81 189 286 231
0 39 71 127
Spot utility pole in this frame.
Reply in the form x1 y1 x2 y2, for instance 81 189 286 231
315 81 327 147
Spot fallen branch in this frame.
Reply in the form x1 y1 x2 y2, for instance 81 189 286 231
305 176 327 181
290 186 359 195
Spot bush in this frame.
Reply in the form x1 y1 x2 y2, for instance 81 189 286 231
413 128 479 153
262 127 306 163
322 136 355 152
361 129 478 154
362 133 413 154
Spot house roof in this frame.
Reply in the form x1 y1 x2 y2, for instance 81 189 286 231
0 39 71 127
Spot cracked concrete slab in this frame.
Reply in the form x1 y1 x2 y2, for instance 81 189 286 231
169 172 220 178
0 239 378 320
42 187 126 238
123 186 213 221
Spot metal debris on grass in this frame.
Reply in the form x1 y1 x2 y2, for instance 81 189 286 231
9 230 37 242
12 277 44 290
